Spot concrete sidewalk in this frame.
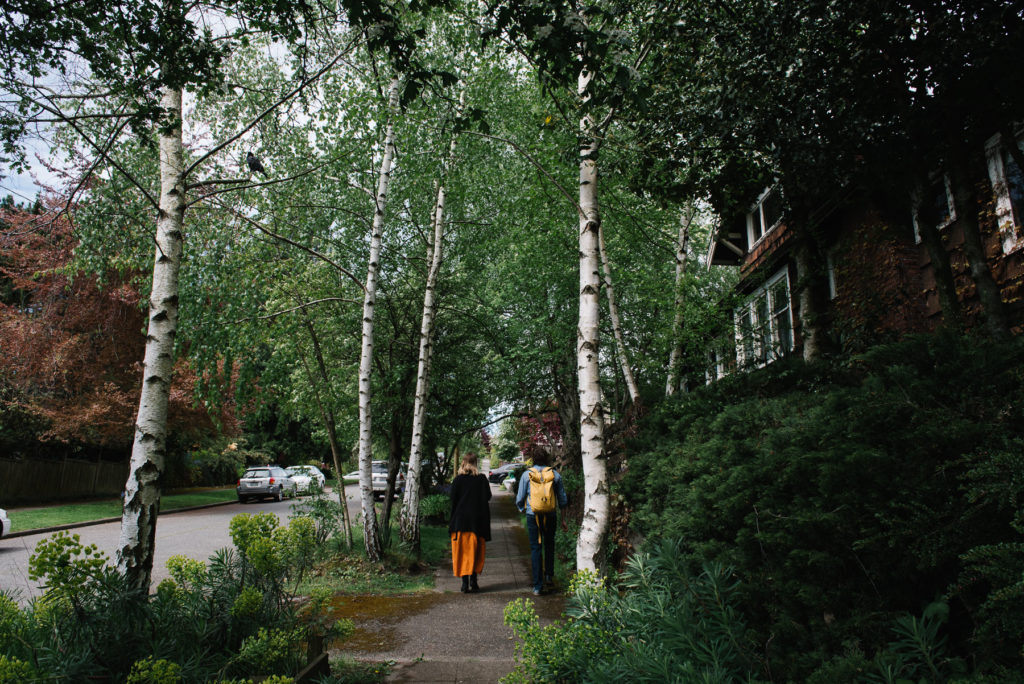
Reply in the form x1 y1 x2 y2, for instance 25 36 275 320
331 486 565 683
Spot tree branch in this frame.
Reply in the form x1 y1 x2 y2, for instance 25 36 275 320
461 130 583 216
234 297 355 323
183 43 353 179
209 196 366 292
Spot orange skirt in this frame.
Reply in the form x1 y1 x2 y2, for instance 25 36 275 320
451 531 486 576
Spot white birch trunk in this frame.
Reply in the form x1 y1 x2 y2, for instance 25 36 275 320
116 86 185 591
357 78 399 562
399 92 464 551
399 197 446 547
597 222 639 405
665 205 693 396
575 65 609 575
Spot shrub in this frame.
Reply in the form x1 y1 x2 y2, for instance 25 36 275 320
504 542 764 683
290 491 344 545
232 627 305 677
623 332 1024 679
1 512 338 682
126 657 183 684
419 494 449 524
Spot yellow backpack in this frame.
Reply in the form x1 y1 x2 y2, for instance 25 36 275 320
528 467 556 513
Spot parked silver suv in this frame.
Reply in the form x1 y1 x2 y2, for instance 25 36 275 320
237 466 296 503
371 460 406 500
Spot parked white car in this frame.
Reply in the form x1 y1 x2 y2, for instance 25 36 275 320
0 508 9 537
286 465 326 493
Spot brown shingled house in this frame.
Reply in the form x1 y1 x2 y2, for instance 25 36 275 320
706 130 1024 378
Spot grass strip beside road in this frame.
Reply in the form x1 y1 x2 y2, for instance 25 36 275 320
9 488 237 533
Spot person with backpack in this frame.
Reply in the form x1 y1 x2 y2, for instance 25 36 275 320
515 451 568 595
449 452 492 593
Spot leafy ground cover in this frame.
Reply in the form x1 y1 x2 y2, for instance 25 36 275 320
0 487 451 682
8 488 238 533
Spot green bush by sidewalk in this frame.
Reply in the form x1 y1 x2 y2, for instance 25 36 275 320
622 332 1024 680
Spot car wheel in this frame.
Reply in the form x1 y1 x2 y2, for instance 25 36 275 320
274 487 283 502
238 495 247 503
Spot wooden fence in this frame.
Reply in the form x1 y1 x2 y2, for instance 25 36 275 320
0 458 128 504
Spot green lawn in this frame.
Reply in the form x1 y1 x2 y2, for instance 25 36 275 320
9 488 237 533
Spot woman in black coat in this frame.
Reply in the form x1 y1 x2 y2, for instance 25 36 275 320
449 452 492 593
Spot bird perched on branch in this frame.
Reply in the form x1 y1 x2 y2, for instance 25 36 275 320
246 151 267 177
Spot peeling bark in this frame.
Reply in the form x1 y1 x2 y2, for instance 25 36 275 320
665 205 693 396
575 64 608 575
357 78 400 562
116 86 185 591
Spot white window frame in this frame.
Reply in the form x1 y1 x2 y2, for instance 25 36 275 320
734 266 794 369
705 346 728 384
985 130 1024 254
746 186 784 248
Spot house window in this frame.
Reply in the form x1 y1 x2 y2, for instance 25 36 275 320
705 347 727 384
930 177 953 225
735 267 793 368
985 131 1024 254
747 186 784 246
911 175 955 243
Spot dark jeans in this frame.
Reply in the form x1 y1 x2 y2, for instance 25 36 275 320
526 512 556 591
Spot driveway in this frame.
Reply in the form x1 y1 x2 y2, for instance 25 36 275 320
0 488 363 602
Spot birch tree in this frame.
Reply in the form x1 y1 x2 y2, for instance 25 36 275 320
356 77 401 562
574 57 609 572
399 105 462 550
0 0 336 590
484 0 661 573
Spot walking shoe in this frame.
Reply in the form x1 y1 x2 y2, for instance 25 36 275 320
532 588 543 596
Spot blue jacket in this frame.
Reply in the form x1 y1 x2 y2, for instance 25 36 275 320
516 466 568 514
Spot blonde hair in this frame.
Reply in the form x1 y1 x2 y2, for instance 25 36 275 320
459 453 479 476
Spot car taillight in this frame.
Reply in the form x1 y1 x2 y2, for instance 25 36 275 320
269 477 276 484
236 479 240 486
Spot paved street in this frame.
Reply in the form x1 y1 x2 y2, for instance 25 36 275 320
0 488 363 602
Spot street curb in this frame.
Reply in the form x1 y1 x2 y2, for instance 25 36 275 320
4 499 238 540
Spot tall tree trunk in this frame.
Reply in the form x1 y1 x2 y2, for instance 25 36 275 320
948 161 1011 340
381 416 407 535
400 126 457 550
597 222 640 405
116 85 185 591
300 315 353 549
792 221 832 362
575 64 608 575
665 205 693 396
913 176 964 331
548 343 580 469
357 77 399 563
